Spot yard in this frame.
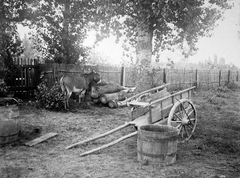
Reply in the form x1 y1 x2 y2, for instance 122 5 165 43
0 84 240 178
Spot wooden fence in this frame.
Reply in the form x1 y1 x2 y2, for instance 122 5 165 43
1 59 239 99
39 63 240 90
10 58 40 99
165 69 238 90
39 64 136 88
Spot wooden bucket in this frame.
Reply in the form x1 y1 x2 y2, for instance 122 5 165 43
0 120 20 145
0 105 19 120
137 125 178 165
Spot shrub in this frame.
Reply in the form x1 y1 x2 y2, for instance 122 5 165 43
35 81 65 111
0 79 10 97
4 63 21 86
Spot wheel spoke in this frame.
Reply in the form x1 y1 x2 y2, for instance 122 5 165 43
168 99 197 143
187 110 195 124
187 109 194 117
183 125 189 138
189 118 196 123
180 105 185 118
181 104 196 125
176 105 182 118
188 117 196 127
180 103 190 119
177 124 182 130
171 121 182 127
173 113 182 121
186 123 194 130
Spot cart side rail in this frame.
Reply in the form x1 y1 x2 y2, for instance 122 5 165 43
150 86 196 106
125 83 170 103
147 86 196 124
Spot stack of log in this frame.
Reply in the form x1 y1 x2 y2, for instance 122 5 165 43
89 81 136 108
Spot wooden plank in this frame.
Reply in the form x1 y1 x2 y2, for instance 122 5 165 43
130 90 170 106
127 101 149 107
25 133 58 147
129 115 149 127
130 104 173 127
129 106 149 120
123 84 170 103
151 86 196 105
129 88 171 120
150 104 173 124
146 87 169 102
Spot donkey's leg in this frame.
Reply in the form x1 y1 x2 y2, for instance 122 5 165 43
66 91 72 109
63 92 67 110
79 90 86 103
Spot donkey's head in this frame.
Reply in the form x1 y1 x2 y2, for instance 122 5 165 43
90 70 101 83
84 70 101 85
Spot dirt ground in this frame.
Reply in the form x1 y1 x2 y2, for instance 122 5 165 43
1 84 240 178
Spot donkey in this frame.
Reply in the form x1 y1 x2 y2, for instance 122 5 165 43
59 70 101 109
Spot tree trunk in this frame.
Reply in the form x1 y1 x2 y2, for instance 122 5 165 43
62 1 70 63
99 90 128 104
136 28 153 67
135 26 154 92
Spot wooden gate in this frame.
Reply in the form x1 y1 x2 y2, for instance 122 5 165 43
10 58 40 99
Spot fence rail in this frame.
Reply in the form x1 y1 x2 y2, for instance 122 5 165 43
39 63 240 90
1 59 239 100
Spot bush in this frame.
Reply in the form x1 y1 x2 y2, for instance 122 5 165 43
0 79 10 97
4 63 21 86
35 81 65 111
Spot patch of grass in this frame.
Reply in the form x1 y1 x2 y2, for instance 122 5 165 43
194 86 240 157
216 92 231 99
214 85 231 93
226 82 240 90
203 136 240 155
220 120 240 132
195 113 240 156
210 97 227 105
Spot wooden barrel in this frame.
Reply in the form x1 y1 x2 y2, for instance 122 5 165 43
0 105 19 120
0 120 20 145
137 124 179 165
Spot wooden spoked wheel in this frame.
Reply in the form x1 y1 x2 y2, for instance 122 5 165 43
167 99 197 143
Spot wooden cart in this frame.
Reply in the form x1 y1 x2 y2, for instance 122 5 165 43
66 84 197 156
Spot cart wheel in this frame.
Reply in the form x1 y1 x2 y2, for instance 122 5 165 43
167 99 197 143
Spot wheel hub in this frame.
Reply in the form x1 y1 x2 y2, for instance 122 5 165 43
181 117 189 125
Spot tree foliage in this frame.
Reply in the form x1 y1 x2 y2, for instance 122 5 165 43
0 0 231 68
91 0 232 63
20 33 40 59
24 0 99 64
88 0 232 91
0 0 28 67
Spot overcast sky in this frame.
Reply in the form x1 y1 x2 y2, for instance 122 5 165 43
17 1 240 67
191 0 240 67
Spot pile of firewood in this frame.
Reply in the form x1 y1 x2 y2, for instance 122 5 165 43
89 81 136 108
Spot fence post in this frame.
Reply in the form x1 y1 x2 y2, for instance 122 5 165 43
120 65 125 86
52 65 56 82
163 68 166 84
228 70 230 84
237 71 239 82
219 70 221 86
195 69 198 88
